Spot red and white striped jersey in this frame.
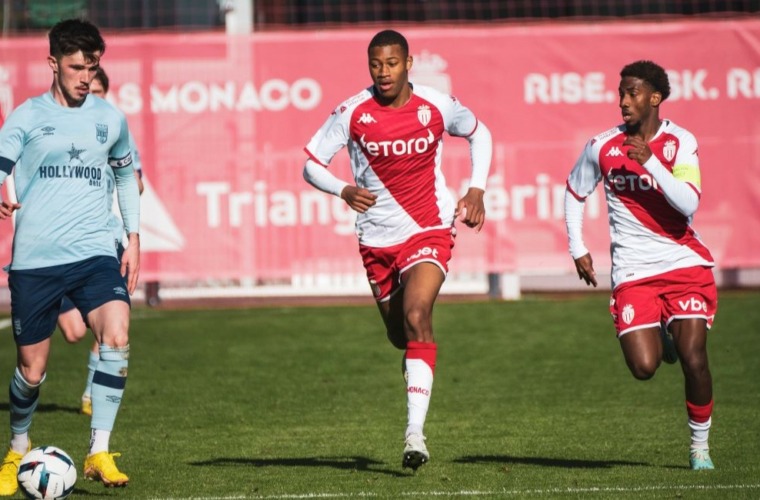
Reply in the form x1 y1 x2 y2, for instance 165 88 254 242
566 119 714 289
304 84 479 247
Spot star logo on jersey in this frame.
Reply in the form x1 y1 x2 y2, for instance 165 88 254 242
96 123 108 144
606 146 623 157
663 140 676 162
417 105 431 126
67 143 86 162
622 304 635 325
357 113 377 124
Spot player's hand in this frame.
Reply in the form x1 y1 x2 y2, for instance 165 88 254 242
0 201 21 219
573 253 597 287
623 136 652 165
455 188 486 232
341 185 377 214
121 233 141 295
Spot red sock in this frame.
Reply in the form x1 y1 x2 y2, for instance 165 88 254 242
406 341 437 374
686 399 713 423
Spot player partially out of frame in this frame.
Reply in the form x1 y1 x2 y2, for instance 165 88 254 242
0 19 140 494
56 66 145 416
564 60 717 470
303 29 492 471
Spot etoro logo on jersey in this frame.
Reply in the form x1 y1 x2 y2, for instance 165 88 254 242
360 128 435 157
607 169 658 192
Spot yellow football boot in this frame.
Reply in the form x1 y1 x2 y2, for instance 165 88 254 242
83 451 129 487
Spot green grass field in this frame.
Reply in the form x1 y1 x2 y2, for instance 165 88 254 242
0 291 758 499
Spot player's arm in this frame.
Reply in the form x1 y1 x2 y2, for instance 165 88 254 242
446 97 492 232
111 117 140 293
565 140 601 287
0 109 26 219
128 131 145 194
456 121 492 232
303 104 377 213
0 163 20 219
623 134 699 217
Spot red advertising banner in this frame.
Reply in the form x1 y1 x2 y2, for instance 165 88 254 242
0 20 758 286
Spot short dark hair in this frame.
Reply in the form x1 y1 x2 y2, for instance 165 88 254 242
620 60 671 101
49 18 105 63
368 30 409 58
93 66 110 93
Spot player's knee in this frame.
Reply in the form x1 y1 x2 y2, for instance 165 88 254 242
628 361 658 380
60 325 87 343
680 351 709 376
16 367 46 388
404 306 431 337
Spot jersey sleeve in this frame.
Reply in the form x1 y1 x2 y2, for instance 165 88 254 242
566 140 602 200
110 113 139 234
671 130 701 194
128 130 143 178
444 95 478 138
0 102 30 181
304 108 350 167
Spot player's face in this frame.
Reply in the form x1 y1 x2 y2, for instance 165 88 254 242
618 76 660 129
368 44 412 107
48 50 101 107
89 78 106 98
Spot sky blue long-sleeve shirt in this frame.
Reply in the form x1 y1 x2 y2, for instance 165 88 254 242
0 92 140 270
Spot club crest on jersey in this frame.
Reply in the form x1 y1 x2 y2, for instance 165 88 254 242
96 123 108 144
663 140 676 162
622 304 635 325
417 105 431 126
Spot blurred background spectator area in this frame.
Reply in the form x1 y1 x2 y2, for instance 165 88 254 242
1 0 759 33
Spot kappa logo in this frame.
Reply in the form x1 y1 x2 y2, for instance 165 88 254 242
357 113 377 124
606 146 624 157
622 304 635 325
678 297 708 312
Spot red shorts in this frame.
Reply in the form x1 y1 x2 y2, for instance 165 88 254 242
359 228 455 302
610 266 718 337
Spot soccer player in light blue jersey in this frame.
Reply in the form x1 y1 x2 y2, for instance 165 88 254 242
56 66 144 418
0 19 140 493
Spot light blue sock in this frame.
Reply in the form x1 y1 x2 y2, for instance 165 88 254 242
91 345 128 433
83 351 99 399
9 368 44 447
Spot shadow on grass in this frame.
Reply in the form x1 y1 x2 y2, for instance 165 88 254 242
0 403 80 414
455 455 650 469
190 456 407 477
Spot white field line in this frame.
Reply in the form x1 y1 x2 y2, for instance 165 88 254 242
0 318 11 330
153 482 760 499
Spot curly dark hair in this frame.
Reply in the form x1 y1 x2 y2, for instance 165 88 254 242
368 29 409 58
620 60 670 101
49 18 105 63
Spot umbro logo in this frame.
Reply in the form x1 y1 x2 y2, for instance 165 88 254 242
606 146 624 157
357 113 376 124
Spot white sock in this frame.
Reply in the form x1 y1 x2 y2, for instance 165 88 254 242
10 433 29 455
405 358 433 437
689 417 711 449
89 429 111 455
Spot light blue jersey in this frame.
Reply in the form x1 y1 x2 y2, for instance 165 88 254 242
0 92 140 270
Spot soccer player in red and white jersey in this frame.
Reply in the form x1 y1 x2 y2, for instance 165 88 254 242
303 29 492 471
564 60 717 470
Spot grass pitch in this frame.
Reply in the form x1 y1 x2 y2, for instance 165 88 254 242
0 290 758 498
